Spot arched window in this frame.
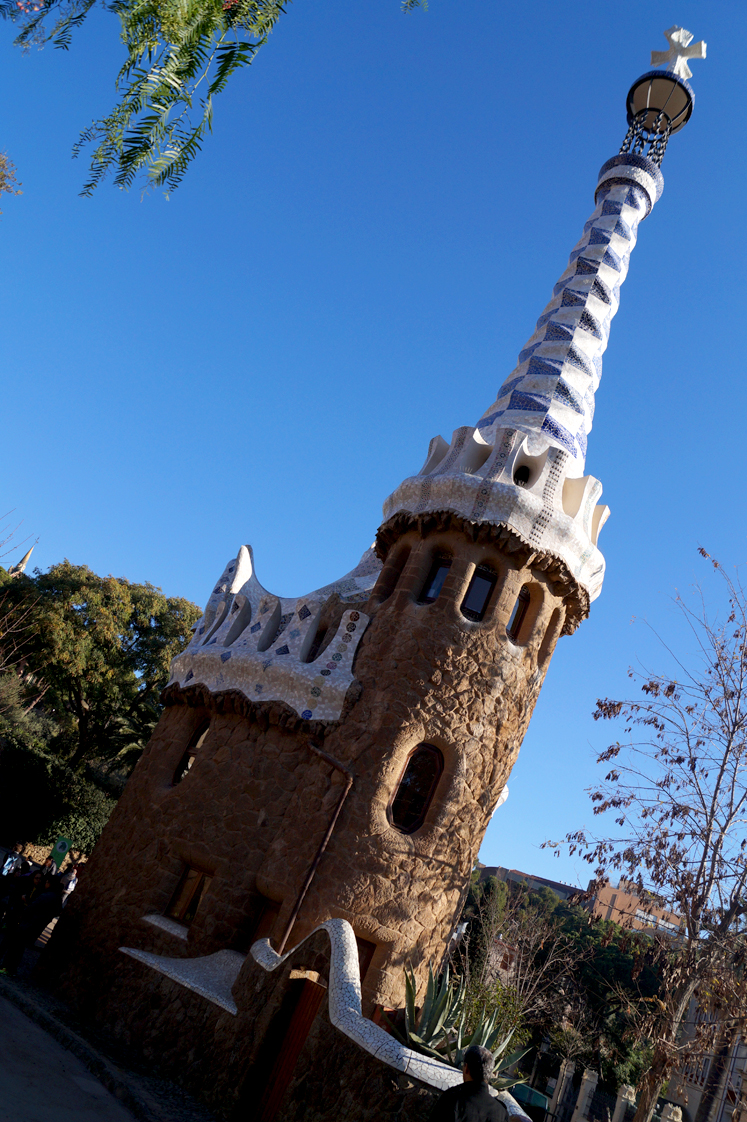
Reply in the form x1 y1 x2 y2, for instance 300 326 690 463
388 744 444 834
506 586 531 643
173 721 210 785
461 565 497 622
418 556 451 604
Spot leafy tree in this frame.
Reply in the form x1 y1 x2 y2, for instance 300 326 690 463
0 720 116 853
0 557 199 851
0 0 425 194
3 560 200 768
458 875 664 1092
458 877 585 1048
548 552 747 1122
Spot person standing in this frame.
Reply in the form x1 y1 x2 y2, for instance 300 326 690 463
429 1046 510 1122
60 864 78 906
1 844 25 877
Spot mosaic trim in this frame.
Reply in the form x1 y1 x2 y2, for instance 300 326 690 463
470 428 517 522
168 546 381 722
416 428 470 515
529 448 566 547
250 918 530 1113
476 155 662 472
383 458 607 603
121 920 529 1114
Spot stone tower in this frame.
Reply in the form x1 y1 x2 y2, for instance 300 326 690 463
54 31 704 1119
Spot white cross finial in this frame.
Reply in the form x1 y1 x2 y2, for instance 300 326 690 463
651 26 706 81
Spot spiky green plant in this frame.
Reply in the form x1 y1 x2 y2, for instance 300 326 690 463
384 963 528 1087
442 1005 529 1089
384 962 466 1059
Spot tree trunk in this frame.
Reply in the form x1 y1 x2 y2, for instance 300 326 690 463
633 1047 670 1122
633 977 700 1122
693 1026 737 1122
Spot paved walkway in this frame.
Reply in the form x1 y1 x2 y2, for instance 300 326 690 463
0 994 136 1122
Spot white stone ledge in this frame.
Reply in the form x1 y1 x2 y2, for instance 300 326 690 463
120 946 244 1015
142 914 189 941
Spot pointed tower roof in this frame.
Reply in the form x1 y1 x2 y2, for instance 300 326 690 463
380 30 705 611
7 544 35 577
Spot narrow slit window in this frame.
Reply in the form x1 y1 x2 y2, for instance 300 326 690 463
461 566 497 622
506 587 531 642
173 721 210 785
166 866 212 925
418 558 451 604
538 607 563 665
305 626 328 664
388 744 444 834
373 546 411 605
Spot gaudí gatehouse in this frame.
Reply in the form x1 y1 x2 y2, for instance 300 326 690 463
48 29 705 1122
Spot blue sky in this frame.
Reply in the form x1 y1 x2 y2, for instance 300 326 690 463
0 1 743 888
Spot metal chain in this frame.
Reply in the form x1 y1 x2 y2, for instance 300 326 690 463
618 108 673 167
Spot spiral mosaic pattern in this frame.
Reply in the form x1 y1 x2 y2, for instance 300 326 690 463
477 154 663 470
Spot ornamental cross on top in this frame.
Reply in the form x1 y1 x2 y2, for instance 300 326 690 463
651 25 707 81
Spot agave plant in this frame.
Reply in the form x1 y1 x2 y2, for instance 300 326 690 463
384 964 529 1087
384 962 466 1058
442 1005 529 1089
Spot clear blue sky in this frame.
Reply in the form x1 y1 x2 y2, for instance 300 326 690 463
1 1 743 888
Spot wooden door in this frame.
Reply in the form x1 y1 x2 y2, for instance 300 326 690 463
256 978 326 1122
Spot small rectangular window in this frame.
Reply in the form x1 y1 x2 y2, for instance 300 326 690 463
506 587 531 642
355 936 377 981
419 559 451 604
166 866 211 925
461 566 497 622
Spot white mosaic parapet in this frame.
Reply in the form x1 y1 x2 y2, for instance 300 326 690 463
168 545 381 721
382 425 609 602
120 945 244 1014
121 919 528 1114
251 917 530 1115
477 154 663 474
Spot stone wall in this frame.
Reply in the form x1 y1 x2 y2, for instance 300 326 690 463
53 518 576 1117
51 920 439 1120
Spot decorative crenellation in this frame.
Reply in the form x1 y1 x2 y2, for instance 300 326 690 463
381 422 609 604
168 544 382 722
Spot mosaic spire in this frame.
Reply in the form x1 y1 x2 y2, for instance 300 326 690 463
475 29 704 476
475 155 662 473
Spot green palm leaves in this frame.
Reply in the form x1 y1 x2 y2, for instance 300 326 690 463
1 0 286 193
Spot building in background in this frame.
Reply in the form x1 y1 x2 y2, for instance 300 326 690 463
478 864 582 904
588 879 681 934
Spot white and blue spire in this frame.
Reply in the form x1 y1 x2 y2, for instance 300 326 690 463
380 29 705 608
475 26 704 476
475 154 662 475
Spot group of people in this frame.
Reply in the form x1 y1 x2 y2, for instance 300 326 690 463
0 842 79 977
